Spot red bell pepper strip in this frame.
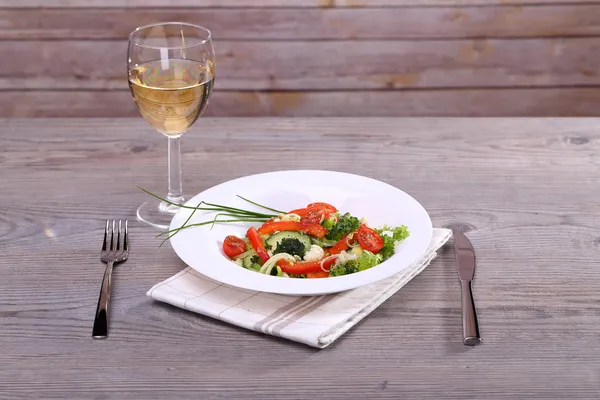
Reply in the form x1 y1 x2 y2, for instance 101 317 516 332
277 260 321 274
307 270 330 278
257 220 327 238
278 257 337 275
288 208 307 216
327 232 359 255
246 226 270 262
301 223 328 238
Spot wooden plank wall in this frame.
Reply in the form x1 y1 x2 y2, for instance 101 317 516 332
2 0 600 117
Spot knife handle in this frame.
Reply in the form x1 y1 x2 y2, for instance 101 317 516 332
461 280 481 346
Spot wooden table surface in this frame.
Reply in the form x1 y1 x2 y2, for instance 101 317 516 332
1 118 599 399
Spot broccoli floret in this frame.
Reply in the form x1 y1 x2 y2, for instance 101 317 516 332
288 273 306 278
248 263 262 272
329 263 352 277
329 250 382 276
375 225 410 259
322 216 337 230
355 250 383 271
270 266 280 276
244 254 263 271
329 259 359 276
273 238 306 258
325 212 360 241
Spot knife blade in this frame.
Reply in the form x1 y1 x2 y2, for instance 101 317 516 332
452 229 481 346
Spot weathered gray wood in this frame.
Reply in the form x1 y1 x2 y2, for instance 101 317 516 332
4 38 600 91
1 117 600 399
3 5 600 40
3 2 600 117
2 0 599 6
3 87 600 117
3 38 600 91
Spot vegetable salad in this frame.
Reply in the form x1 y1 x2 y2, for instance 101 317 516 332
222 202 409 279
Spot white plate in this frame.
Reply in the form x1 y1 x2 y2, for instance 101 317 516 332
169 170 433 295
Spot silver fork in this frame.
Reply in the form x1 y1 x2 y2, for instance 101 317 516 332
92 220 129 339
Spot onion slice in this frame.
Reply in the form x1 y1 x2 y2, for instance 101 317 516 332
259 253 295 275
346 232 359 248
320 255 339 272
233 248 257 261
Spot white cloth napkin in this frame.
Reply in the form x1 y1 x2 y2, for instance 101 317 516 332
147 228 452 348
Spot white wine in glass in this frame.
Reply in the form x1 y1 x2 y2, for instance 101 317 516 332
128 22 215 229
129 59 214 137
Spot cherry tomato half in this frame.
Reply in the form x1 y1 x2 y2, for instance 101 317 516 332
222 235 247 259
307 202 337 212
356 225 385 254
302 208 331 225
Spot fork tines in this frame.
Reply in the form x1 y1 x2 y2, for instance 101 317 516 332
103 219 128 253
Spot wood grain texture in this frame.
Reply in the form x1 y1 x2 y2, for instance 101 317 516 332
3 0 600 7
4 87 600 117
3 38 600 91
3 1 600 117
1 117 600 399
3 5 600 40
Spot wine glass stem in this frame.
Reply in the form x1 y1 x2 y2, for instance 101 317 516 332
167 136 184 205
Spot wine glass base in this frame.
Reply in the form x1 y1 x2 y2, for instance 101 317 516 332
136 199 184 230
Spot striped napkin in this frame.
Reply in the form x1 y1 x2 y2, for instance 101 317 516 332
147 228 452 348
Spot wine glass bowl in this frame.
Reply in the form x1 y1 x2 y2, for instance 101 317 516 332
128 22 215 228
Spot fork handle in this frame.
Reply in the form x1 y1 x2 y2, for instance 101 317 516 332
92 261 114 339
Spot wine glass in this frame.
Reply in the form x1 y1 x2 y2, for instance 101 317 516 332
128 22 215 229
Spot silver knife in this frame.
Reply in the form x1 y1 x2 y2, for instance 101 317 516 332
452 229 481 346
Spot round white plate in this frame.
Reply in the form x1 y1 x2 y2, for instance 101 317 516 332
169 170 432 295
